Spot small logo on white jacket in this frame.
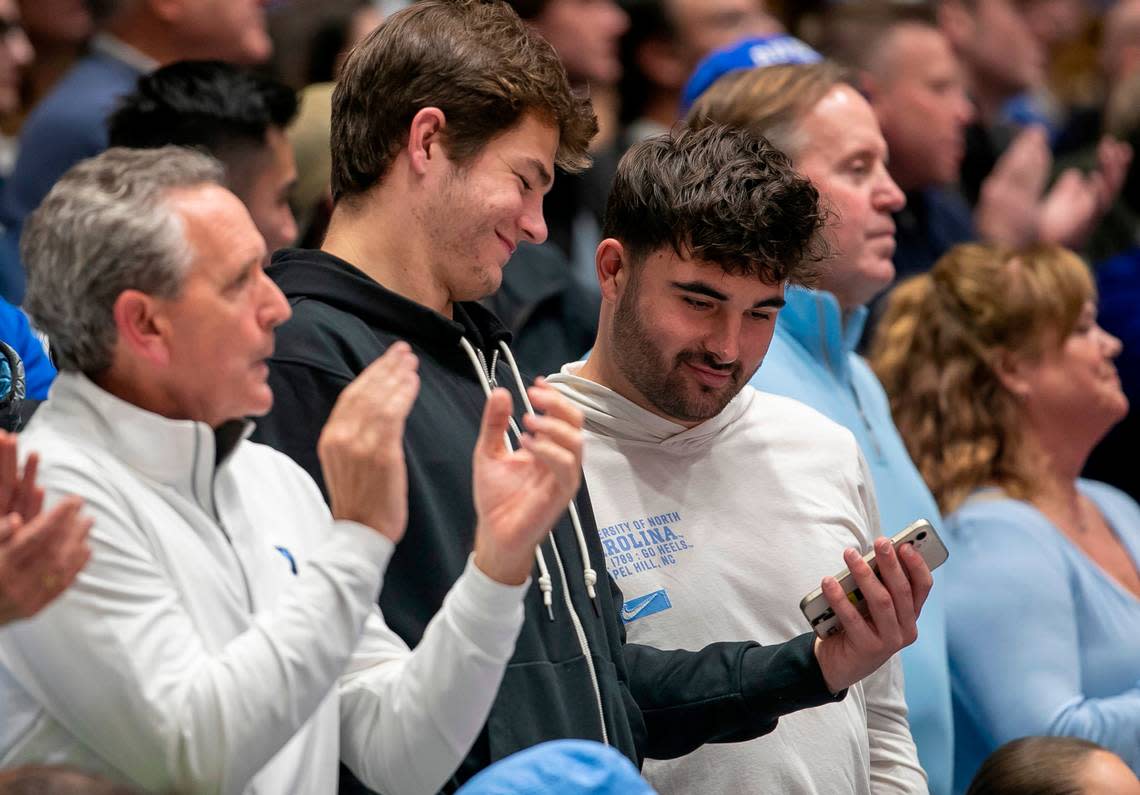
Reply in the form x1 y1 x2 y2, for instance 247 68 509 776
621 589 672 623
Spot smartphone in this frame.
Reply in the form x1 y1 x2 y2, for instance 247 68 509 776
799 519 948 639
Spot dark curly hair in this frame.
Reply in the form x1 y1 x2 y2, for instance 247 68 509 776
602 123 827 284
330 0 597 203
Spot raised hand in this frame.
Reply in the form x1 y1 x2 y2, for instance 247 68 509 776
1037 136 1132 248
471 378 584 585
812 537 933 693
0 497 93 626
318 342 420 542
975 126 1051 247
0 432 44 521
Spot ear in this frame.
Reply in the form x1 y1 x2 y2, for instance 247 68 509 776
937 0 973 52
406 107 448 177
595 238 628 302
112 289 173 368
637 36 688 92
990 348 1034 401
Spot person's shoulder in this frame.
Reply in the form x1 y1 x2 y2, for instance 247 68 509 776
22 56 134 133
233 438 321 490
746 386 855 444
271 297 387 379
1080 479 1140 528
945 492 1058 553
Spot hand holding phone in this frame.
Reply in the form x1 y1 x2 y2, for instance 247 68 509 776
804 521 940 693
801 520 948 639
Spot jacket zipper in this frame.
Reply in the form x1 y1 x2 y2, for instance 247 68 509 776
192 427 255 612
476 342 608 745
816 304 884 460
549 537 609 745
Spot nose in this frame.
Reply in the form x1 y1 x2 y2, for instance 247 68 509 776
1100 325 1123 359
6 26 33 68
605 0 630 36
519 198 549 245
272 208 298 252
956 90 976 127
705 313 742 363
258 270 292 329
874 169 906 213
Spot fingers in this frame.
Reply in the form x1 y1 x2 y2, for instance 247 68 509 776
819 563 871 646
349 342 420 408
0 500 92 622
521 413 583 464
8 498 87 566
0 432 16 513
527 379 585 430
474 388 514 462
994 126 1050 188
871 538 919 645
518 432 582 494
16 453 43 520
898 542 934 616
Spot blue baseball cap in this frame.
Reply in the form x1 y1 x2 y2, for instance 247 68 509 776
456 740 656 795
681 35 822 114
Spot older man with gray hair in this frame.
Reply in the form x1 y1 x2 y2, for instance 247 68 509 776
0 146 588 795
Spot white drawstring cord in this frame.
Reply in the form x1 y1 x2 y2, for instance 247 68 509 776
458 336 556 621
498 341 599 613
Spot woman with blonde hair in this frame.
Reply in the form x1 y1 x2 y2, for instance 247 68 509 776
871 242 1140 792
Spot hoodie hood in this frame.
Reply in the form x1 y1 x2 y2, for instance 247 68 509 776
547 361 755 453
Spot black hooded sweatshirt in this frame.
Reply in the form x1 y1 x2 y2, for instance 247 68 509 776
254 249 842 793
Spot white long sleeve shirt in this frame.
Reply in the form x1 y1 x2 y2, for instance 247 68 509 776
549 364 926 795
0 372 528 795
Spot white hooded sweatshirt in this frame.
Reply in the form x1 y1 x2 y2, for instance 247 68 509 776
549 363 926 795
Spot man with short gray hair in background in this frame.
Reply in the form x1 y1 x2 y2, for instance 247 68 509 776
0 145 588 794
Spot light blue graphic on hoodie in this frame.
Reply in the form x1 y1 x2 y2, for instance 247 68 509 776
751 285 954 795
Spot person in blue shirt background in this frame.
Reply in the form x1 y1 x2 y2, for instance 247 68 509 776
0 296 54 399
871 242 1140 792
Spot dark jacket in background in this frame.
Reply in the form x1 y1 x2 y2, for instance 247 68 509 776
481 242 599 378
253 248 841 793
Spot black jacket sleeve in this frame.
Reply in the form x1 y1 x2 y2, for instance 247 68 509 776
612 574 845 760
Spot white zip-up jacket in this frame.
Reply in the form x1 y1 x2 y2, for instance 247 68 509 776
548 364 926 794
0 372 529 795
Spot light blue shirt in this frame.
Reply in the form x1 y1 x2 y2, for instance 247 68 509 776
751 285 954 795
945 480 1140 792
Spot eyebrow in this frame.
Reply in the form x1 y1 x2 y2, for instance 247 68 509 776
671 280 786 309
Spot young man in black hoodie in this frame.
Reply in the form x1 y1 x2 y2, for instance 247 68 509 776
253 1 929 790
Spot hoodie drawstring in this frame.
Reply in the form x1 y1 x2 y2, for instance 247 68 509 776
458 337 556 621
497 341 600 615
458 336 610 746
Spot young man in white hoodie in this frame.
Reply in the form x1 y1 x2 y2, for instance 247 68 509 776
548 124 932 794
0 146 589 795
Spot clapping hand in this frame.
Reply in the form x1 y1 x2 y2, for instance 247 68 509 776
471 379 584 585
0 432 92 626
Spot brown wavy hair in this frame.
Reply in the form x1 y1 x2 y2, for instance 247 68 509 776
330 0 597 203
869 243 1094 514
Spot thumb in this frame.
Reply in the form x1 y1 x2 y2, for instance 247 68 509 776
475 388 514 460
